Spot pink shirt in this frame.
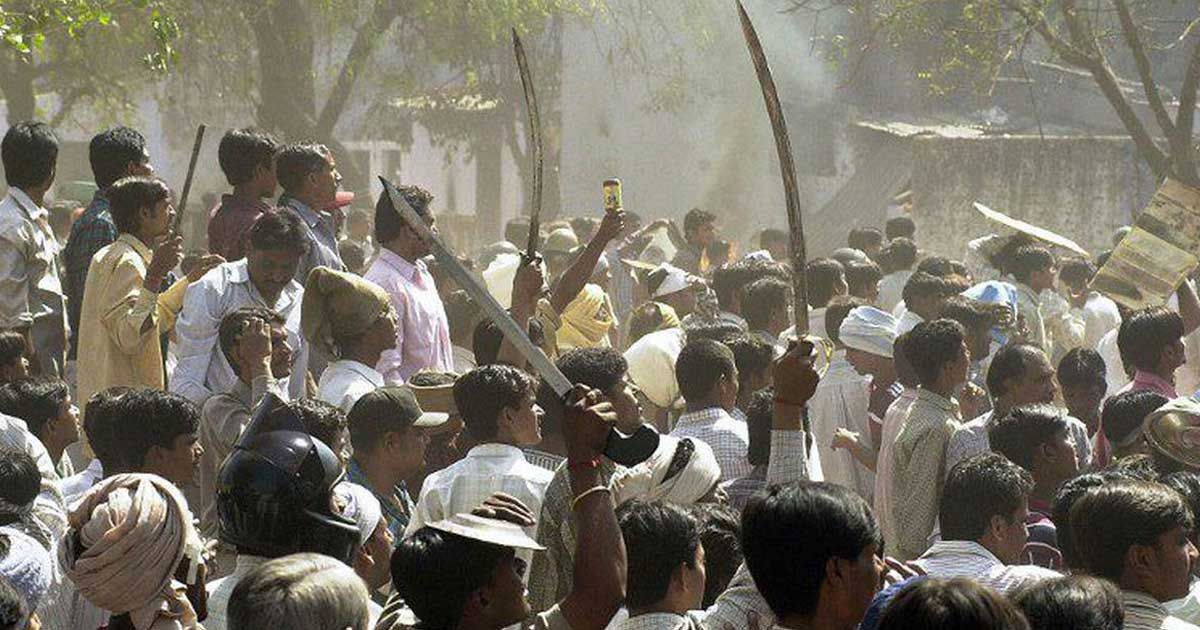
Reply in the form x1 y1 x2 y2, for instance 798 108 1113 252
1121 369 1178 399
365 248 454 383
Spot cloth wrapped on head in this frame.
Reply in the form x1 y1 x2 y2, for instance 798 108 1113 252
839 306 899 359
335 482 383 546
558 284 615 351
301 266 392 360
611 435 721 505
58 473 201 630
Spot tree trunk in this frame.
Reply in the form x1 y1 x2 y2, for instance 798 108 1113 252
475 114 504 244
249 0 318 140
1 52 38 124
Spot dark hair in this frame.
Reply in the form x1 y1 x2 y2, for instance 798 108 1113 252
938 296 992 337
725 335 774 389
1070 480 1193 581
906 319 966 387
338 240 366 273
759 228 788 250
878 577 1031 630
1162 471 1200 534
1009 246 1056 285
848 227 883 252
569 217 597 241
444 290 479 343
1057 348 1106 390
287 398 347 450
893 332 919 388
916 256 954 278
746 387 774 467
902 271 950 306
557 347 628 394
0 333 24 371
675 339 736 403
806 258 845 308
108 389 200 469
1050 471 1128 569
0 574 30 630
1057 258 1096 289
218 128 278 186
454 365 536 442
248 209 310 254
879 238 917 273
375 185 434 243
83 386 135 472
846 261 883 299
628 302 671 344
218 307 285 372
988 405 1069 472
1101 389 1168 446
2 121 58 189
0 377 68 439
706 239 732 263
682 321 745 344
886 216 915 241
471 318 546 367
689 503 742 608
683 208 715 236
742 482 880 619
940 453 1033 541
0 449 40 525
1011 575 1123 630
393 528 511 629
742 277 790 331
275 143 330 193
89 126 147 189
108 177 170 234
825 296 869 346
989 234 1038 277
710 259 787 311
1118 306 1184 372
618 501 701 609
985 343 1042 399
1109 453 1163 481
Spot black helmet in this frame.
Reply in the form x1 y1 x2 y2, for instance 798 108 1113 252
216 393 359 564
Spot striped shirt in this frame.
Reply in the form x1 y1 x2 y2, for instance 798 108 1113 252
1125 590 1200 630
671 407 752 483
911 540 1059 594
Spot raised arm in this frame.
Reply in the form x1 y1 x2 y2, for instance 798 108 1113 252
549 209 624 315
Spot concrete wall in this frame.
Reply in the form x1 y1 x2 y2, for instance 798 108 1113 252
908 134 1155 260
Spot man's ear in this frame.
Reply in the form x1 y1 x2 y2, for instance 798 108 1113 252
1126 543 1156 580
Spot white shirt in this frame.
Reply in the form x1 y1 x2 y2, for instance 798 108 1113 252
808 350 874 500
205 554 268 630
1083 292 1122 350
912 540 1060 594
877 270 913 313
170 259 308 405
1099 328 1130 397
317 359 386 413
60 458 103 507
0 188 65 337
1126 590 1200 630
875 386 918 551
406 443 554 574
896 309 924 335
946 409 1092 476
670 407 752 483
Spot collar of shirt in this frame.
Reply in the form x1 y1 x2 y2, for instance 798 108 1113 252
617 612 692 629
1131 370 1178 398
88 190 110 213
915 387 961 416
281 195 324 228
1124 590 1172 621
223 258 301 311
6 188 46 221
331 359 386 387
676 406 733 427
117 232 153 263
375 247 425 282
917 540 1004 568
347 458 412 521
466 442 530 462
1016 282 1042 304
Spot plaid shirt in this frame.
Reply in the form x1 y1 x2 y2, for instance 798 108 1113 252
63 191 116 359
670 406 752 482
911 540 1060 594
889 388 961 560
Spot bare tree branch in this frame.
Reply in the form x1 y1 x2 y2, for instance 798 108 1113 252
314 0 403 140
1112 0 1175 138
48 86 89 127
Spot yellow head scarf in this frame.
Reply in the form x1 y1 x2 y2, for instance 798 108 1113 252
557 284 615 350
301 266 392 360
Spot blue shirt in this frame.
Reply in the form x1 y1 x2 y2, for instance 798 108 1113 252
63 191 117 359
279 194 345 284
346 458 414 545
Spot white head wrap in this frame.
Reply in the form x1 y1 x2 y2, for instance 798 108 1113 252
0 526 50 615
839 306 899 358
611 435 721 506
335 482 383 546
650 263 692 299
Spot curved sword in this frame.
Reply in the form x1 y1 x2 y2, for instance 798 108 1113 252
736 1 810 335
512 28 544 258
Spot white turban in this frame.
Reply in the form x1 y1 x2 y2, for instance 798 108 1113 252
335 482 383 546
611 435 721 506
650 263 692 299
839 306 898 358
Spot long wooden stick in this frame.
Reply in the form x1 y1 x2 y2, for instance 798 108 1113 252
736 1 810 334
512 28 544 258
174 124 207 232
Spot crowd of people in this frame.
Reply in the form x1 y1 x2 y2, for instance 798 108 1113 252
0 117 1199 630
